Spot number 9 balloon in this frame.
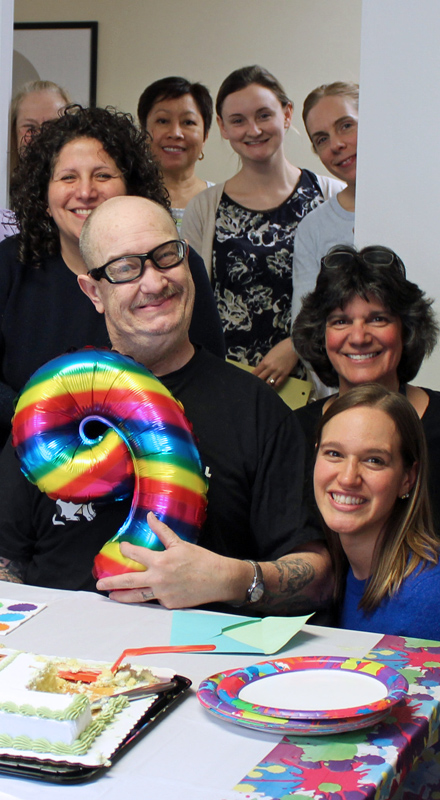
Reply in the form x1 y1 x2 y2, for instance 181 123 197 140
12 348 208 580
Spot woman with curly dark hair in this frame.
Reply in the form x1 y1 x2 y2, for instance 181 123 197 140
10 104 169 269
0 105 224 446
291 244 440 529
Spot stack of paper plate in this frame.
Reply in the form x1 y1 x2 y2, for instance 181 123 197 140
197 655 408 735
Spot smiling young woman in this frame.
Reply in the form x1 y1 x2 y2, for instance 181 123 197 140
182 66 344 389
304 86 358 204
314 404 414 562
313 384 440 639
291 82 359 330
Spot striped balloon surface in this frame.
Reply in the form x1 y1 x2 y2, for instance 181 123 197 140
12 348 208 579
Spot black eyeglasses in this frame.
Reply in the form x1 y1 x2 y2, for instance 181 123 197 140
322 245 406 277
88 239 188 284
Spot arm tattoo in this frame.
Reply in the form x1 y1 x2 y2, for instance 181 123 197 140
0 556 25 584
260 557 318 614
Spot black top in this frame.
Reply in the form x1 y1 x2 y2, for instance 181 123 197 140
212 169 326 366
0 237 225 445
294 396 327 452
0 348 321 592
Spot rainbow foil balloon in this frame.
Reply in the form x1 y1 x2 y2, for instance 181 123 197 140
12 348 208 579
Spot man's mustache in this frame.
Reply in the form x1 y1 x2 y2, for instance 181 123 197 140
131 284 184 309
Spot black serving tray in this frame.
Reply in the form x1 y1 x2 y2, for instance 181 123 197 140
0 673 191 784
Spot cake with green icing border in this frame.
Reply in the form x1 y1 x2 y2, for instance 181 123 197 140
0 652 130 756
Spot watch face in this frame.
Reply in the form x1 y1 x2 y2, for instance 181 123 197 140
249 581 265 603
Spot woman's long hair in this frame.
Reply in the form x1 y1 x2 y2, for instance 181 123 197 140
315 384 439 611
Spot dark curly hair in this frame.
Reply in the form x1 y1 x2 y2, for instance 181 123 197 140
137 76 213 138
292 245 438 387
10 105 170 267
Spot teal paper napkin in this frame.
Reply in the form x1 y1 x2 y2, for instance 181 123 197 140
170 611 313 654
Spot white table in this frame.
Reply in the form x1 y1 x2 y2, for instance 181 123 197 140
0 582 381 800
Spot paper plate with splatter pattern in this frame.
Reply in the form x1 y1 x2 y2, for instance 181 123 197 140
197 656 408 735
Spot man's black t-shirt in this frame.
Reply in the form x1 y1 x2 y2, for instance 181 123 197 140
0 348 321 591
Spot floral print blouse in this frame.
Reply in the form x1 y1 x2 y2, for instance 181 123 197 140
212 169 326 366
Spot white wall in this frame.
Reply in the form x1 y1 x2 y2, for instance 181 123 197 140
9 3 440 382
0 0 14 206
14 0 361 183
355 0 440 388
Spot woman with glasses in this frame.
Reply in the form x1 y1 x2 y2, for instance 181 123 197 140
0 105 224 447
292 244 440 528
10 80 71 177
182 66 344 389
1 80 72 243
137 76 214 232
291 82 358 325
314 383 440 638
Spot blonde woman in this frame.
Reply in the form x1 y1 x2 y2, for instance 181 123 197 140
292 81 358 323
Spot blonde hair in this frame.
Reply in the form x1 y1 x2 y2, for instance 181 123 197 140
10 80 71 175
315 384 439 612
302 81 359 150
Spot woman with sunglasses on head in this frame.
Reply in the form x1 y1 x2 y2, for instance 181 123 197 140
137 76 214 232
291 82 358 325
292 244 440 529
314 384 440 638
182 66 344 389
0 105 224 448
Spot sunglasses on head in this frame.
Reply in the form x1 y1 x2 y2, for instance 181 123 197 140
322 246 406 277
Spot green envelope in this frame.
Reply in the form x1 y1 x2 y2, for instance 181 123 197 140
170 610 313 654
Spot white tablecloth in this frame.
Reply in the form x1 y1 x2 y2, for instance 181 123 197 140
0 582 381 800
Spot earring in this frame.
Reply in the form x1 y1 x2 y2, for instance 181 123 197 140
198 152 205 161
400 493 410 500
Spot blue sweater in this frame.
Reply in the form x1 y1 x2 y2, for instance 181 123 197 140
340 561 440 641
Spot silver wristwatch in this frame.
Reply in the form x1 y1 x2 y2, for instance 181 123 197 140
244 559 265 603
